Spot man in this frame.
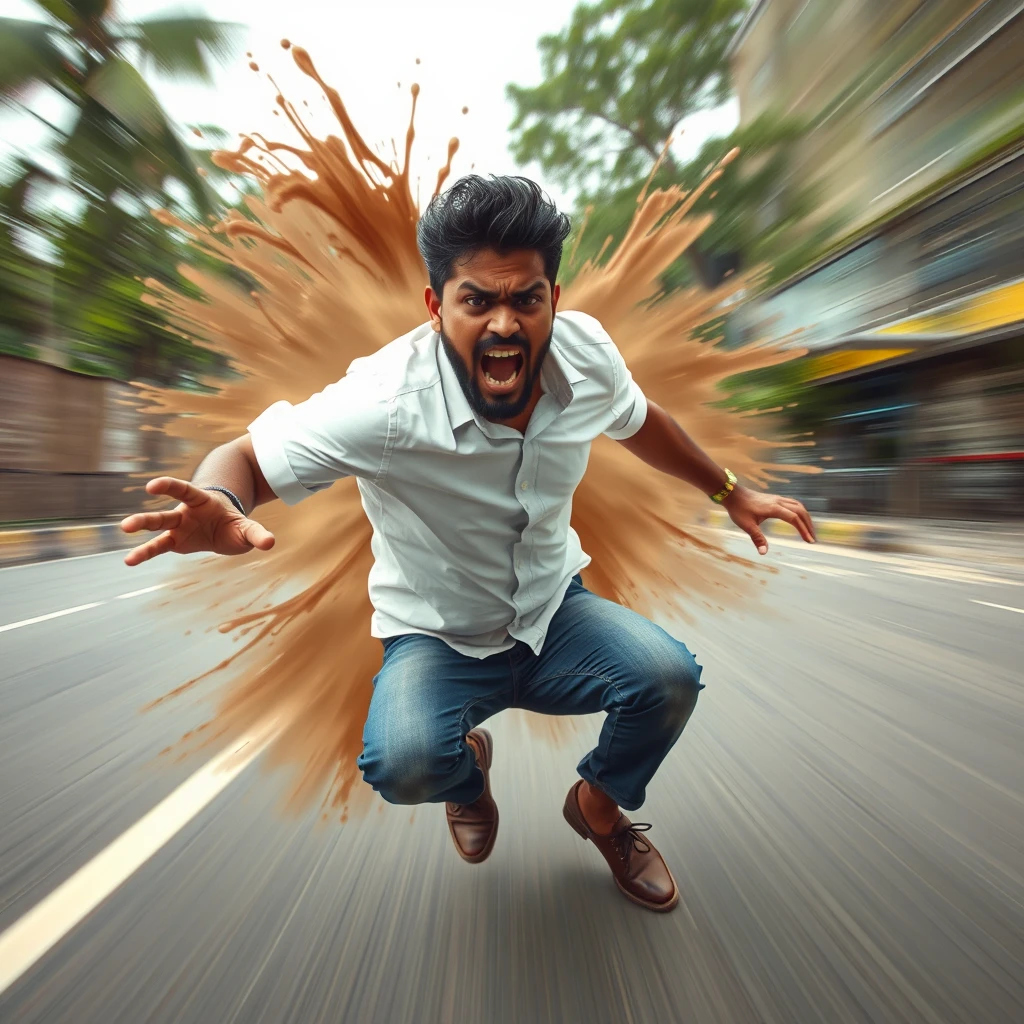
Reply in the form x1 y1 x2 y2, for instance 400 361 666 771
123 175 815 913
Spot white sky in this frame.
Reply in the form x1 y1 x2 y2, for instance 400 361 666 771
0 0 739 213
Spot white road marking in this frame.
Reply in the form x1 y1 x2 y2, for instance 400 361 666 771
115 584 166 600
0 603 103 634
891 565 1022 586
971 600 1024 615
780 561 868 578
0 723 279 997
0 585 167 633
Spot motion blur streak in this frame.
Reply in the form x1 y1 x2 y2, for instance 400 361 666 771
729 0 1024 520
1 539 1022 1021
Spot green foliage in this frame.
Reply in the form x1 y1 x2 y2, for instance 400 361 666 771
510 0 834 293
507 0 747 193
0 1 244 385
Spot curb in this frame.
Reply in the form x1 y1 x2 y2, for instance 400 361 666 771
0 521 134 568
700 508 915 554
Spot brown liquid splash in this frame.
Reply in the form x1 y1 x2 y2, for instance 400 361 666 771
138 46 815 817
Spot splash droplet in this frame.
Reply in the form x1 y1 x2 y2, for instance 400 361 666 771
281 38 291 49
461 106 469 114
249 60 260 71
192 127 203 138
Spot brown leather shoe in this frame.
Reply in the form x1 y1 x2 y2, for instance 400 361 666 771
445 729 498 864
563 780 679 912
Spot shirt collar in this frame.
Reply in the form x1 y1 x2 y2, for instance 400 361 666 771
434 324 589 432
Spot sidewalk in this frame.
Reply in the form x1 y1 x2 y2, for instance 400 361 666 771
0 513 1021 569
701 509 1024 565
0 519 133 568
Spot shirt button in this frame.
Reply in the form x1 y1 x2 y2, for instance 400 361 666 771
520 481 529 491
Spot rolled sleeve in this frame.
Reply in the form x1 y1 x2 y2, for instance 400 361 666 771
604 382 648 440
603 342 649 440
247 376 391 506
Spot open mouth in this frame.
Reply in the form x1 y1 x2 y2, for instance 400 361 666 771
479 346 525 394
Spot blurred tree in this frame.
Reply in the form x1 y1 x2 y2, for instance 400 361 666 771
0 1 239 214
0 1 241 382
507 0 832 291
507 0 747 193
0 159 54 357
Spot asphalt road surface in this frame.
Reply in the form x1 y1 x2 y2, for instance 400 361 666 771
1 533 1022 1024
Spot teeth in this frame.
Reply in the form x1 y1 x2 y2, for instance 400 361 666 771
483 368 521 387
486 350 518 358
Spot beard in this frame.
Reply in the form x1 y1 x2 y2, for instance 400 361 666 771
439 327 552 422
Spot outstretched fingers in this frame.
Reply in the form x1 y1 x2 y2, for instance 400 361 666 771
124 530 176 567
779 497 816 542
775 500 815 544
145 476 211 508
121 509 182 535
239 518 275 551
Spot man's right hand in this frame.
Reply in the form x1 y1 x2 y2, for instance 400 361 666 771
121 477 276 566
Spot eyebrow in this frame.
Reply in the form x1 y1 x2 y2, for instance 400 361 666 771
456 279 547 299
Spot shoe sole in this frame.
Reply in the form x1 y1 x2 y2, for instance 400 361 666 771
449 728 498 865
562 792 680 913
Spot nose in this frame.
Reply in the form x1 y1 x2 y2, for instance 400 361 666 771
487 305 521 338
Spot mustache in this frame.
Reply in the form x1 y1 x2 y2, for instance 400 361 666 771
473 334 530 363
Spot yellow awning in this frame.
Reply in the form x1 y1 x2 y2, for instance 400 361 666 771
873 278 1024 339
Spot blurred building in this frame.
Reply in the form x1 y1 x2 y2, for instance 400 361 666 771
728 0 1024 519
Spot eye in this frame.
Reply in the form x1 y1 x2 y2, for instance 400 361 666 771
464 295 487 307
518 295 541 306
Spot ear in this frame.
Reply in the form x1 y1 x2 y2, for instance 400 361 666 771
424 286 442 332
551 283 560 315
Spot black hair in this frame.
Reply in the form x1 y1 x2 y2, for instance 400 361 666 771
417 175 572 294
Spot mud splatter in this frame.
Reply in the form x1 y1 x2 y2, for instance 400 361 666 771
137 45 813 818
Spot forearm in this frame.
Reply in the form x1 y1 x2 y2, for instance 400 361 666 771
618 401 729 497
190 436 276 513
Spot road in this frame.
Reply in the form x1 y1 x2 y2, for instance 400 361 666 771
0 535 1022 1024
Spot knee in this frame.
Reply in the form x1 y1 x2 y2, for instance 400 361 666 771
630 642 703 722
359 742 445 805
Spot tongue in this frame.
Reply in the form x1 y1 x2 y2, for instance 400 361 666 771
482 354 518 383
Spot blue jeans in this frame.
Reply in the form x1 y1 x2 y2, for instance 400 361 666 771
357 576 703 811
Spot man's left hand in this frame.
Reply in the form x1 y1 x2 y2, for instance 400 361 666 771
723 486 816 555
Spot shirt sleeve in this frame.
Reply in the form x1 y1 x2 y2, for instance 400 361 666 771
247 373 391 505
602 336 648 441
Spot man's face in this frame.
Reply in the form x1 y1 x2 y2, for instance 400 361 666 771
425 248 559 422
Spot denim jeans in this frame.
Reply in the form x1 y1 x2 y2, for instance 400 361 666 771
357 576 704 811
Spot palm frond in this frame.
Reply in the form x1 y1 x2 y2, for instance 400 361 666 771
118 15 241 83
84 57 164 135
0 17 70 97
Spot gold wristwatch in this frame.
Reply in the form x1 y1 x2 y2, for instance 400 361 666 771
710 468 737 504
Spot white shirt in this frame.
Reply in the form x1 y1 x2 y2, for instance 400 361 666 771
247 310 648 658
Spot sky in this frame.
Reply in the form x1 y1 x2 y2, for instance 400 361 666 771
0 0 739 214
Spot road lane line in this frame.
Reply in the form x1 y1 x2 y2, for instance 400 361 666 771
1 584 168 633
115 584 166 600
971 600 1024 615
0 724 279 998
779 561 868 578
0 603 103 634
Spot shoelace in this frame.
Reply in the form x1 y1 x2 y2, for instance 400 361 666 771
614 822 653 857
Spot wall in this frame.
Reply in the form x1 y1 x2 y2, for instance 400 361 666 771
0 355 186 523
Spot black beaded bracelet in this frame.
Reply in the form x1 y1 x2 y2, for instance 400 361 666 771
203 485 245 515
